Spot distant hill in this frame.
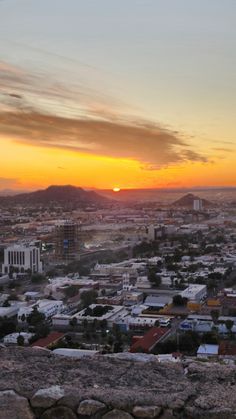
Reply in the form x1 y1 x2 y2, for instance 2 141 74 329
172 193 213 208
0 185 111 207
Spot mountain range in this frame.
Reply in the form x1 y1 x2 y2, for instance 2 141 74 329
0 185 110 207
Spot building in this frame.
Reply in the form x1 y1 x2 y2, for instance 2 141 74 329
31 332 64 348
130 327 171 353
18 299 64 322
53 348 99 358
55 220 79 262
197 344 219 359
3 332 34 345
193 199 203 211
181 284 207 302
2 244 43 274
144 295 172 310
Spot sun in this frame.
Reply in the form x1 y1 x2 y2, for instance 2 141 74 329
113 187 121 192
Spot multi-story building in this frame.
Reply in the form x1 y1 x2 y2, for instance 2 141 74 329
181 284 207 302
193 199 203 211
2 244 43 274
54 220 79 262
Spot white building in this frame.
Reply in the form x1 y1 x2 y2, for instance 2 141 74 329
193 199 203 211
2 244 43 274
181 284 207 302
18 299 63 322
3 332 34 345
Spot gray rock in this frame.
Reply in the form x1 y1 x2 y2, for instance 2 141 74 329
77 399 107 416
41 405 77 419
31 385 64 408
0 390 34 419
133 405 162 418
160 410 174 419
102 409 133 419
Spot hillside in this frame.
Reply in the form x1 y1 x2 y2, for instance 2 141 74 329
0 185 110 207
172 193 213 209
0 347 236 418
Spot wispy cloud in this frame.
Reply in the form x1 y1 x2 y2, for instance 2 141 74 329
0 59 207 169
0 177 20 188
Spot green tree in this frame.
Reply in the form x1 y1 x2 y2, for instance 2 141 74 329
65 285 79 298
148 268 161 288
225 320 234 336
172 295 188 306
80 290 98 308
211 310 219 325
27 306 45 327
17 334 25 346
69 317 78 330
31 273 46 283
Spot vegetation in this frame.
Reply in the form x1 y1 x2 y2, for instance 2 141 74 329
172 295 188 306
80 290 98 308
83 305 113 317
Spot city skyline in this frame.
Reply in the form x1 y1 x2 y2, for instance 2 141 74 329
0 0 236 191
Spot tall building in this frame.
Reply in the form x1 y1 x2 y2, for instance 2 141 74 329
55 220 79 262
2 244 43 274
193 199 203 211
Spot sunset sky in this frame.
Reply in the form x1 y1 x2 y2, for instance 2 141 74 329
0 0 235 191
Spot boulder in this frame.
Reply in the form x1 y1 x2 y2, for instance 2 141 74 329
133 405 162 418
0 390 34 419
41 405 77 419
77 399 107 416
31 385 64 408
102 409 133 419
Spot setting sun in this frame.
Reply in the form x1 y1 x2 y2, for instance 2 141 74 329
113 187 121 192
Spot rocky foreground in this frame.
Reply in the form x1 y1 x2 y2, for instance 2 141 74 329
0 347 236 418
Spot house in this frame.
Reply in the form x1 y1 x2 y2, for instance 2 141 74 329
130 327 171 353
197 344 219 359
31 332 65 349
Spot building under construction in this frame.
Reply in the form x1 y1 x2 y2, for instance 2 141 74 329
55 220 79 262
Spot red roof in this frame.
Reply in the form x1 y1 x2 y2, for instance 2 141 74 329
31 332 64 348
219 341 236 356
130 327 170 353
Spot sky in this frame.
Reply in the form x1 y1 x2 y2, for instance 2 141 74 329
0 0 235 191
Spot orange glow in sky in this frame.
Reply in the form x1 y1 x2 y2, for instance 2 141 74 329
0 1 236 192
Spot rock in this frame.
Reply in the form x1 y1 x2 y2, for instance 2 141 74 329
102 409 133 419
41 405 77 419
133 405 162 418
160 410 174 419
0 390 34 419
77 399 107 416
31 385 64 408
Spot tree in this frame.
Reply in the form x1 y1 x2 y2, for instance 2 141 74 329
65 285 79 298
211 310 219 325
148 268 161 288
17 334 25 346
27 306 45 327
31 273 46 283
172 295 188 306
69 317 78 330
80 290 98 308
225 320 234 336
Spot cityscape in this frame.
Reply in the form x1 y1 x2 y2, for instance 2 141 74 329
0 0 236 418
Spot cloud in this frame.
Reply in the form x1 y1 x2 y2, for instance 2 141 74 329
0 59 207 170
0 177 20 188
213 147 233 152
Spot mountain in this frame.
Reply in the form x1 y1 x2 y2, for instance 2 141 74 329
172 193 213 208
0 185 111 207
